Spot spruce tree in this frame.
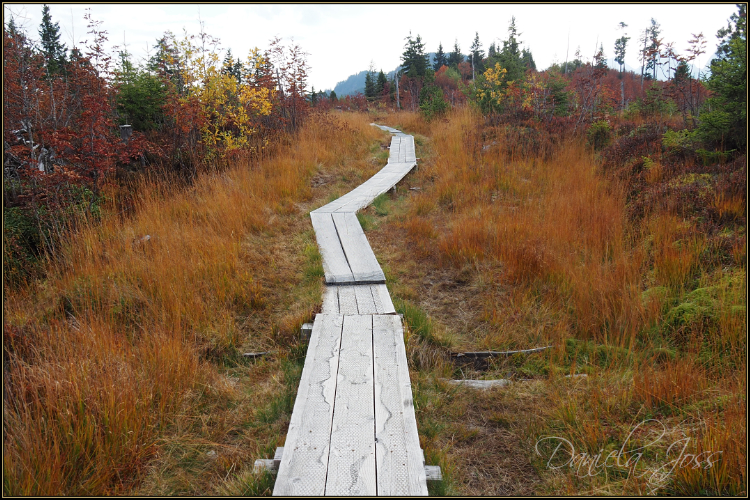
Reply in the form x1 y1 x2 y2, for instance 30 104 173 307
222 49 235 77
488 42 497 58
38 4 67 75
499 17 525 82
433 42 448 71
469 32 485 79
699 3 746 149
448 40 463 68
364 69 376 100
7 15 19 37
645 18 662 80
401 33 429 78
376 70 387 96
614 22 629 75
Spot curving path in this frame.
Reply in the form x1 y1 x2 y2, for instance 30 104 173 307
272 125 428 496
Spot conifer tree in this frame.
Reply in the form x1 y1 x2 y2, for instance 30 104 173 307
521 48 536 71
499 17 525 82
376 70 387 96
614 22 630 75
644 18 662 80
401 33 430 78
699 4 746 149
433 42 448 71
38 4 67 75
469 32 485 79
364 65 376 101
448 40 463 68
488 41 497 58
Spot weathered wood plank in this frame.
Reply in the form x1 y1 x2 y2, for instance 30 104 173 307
332 212 385 283
274 314 343 496
325 315 377 495
310 212 354 284
312 161 415 214
425 465 442 481
371 284 396 315
261 446 442 481
337 285 359 316
373 314 428 495
354 285 378 315
447 379 512 389
321 286 339 314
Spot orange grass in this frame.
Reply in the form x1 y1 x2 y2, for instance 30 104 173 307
376 109 745 496
401 108 645 346
3 111 384 495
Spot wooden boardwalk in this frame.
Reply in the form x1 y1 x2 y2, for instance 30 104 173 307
272 125 428 496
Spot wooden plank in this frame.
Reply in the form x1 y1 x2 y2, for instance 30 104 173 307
337 285 359 316
254 458 276 474
425 465 443 481
447 379 512 389
371 284 396 315
273 314 343 496
354 285 378 315
373 314 428 495
450 346 552 359
321 286 339 314
325 315 377 495
332 212 385 283
310 212 354 284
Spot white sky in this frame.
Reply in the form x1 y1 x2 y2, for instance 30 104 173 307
4 3 739 91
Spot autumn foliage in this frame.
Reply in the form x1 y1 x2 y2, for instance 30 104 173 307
3 13 312 283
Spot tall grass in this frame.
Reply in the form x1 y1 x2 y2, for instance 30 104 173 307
377 109 745 496
3 112 384 495
399 108 644 347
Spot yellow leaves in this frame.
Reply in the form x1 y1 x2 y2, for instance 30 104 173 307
173 31 274 156
476 62 510 114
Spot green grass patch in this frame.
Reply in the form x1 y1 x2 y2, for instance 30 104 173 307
393 298 450 347
356 212 375 231
255 358 303 425
372 192 390 216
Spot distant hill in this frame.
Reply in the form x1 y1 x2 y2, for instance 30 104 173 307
329 52 439 96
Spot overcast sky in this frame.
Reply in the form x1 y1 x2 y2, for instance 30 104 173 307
4 3 739 91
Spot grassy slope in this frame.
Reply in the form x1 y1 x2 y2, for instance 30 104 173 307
365 109 745 496
3 112 390 496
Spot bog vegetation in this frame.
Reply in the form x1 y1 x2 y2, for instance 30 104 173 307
3 5 746 496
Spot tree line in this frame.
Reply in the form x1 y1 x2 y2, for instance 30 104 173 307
3 6 314 282
346 8 744 153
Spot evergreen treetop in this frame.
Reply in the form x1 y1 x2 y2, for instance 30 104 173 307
401 33 430 78
38 4 67 75
434 42 448 71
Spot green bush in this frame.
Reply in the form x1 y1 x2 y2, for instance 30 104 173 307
419 84 449 120
586 120 612 150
